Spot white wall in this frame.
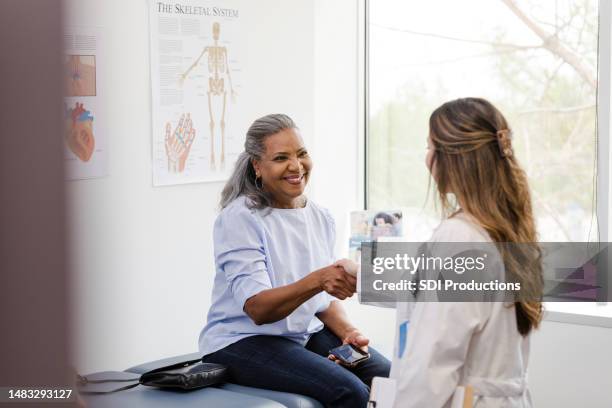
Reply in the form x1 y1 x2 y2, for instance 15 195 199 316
312 0 360 228
529 320 612 408
66 0 315 373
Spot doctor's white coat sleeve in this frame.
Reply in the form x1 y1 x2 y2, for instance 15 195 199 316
393 301 489 408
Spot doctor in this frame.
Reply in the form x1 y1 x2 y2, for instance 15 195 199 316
339 98 543 408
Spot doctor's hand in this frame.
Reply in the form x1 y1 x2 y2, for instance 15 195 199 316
315 265 356 300
334 258 359 277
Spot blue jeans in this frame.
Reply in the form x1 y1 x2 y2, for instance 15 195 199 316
202 326 391 407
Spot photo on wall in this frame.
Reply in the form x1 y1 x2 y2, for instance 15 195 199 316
349 209 406 263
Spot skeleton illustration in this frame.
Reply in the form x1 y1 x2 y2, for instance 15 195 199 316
181 22 236 171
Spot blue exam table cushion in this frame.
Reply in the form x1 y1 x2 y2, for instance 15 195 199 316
82 383 285 408
122 352 324 408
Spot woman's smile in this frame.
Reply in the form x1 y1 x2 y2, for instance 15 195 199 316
283 173 306 185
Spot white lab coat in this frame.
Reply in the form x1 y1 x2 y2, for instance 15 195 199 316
363 213 533 408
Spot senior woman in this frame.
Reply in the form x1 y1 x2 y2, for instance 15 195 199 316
199 114 390 407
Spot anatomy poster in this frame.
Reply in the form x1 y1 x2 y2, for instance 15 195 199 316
150 1 247 186
63 26 109 180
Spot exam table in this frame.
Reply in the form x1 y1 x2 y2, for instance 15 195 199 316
81 352 324 408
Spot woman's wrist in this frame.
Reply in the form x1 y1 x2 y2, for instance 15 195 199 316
340 326 359 340
304 269 325 293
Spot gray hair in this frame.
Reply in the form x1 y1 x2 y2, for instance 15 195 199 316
220 113 297 209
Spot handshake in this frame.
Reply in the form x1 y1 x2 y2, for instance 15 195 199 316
315 259 360 300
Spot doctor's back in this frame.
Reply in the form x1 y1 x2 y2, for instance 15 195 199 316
392 98 543 408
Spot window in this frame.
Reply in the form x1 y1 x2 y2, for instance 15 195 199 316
366 0 611 321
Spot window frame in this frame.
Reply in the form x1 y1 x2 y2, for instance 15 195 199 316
361 0 612 327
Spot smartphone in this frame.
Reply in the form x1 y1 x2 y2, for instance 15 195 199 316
328 344 370 367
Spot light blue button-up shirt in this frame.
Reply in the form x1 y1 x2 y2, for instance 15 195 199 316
199 196 336 356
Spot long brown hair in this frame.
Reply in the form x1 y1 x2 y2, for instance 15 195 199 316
429 97 543 336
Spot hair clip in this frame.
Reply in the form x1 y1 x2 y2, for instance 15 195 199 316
496 129 513 158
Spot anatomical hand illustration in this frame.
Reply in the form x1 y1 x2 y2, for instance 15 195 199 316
65 102 95 162
165 113 196 173
65 55 96 97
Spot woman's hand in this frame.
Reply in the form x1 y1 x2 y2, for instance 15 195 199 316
334 258 359 276
328 328 370 366
343 328 370 353
316 265 356 300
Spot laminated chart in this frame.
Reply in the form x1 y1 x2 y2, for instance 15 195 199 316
63 26 108 180
150 1 248 186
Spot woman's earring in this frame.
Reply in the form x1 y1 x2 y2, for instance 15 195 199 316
255 173 263 190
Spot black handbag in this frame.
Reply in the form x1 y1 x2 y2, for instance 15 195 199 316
140 359 228 389
77 359 228 394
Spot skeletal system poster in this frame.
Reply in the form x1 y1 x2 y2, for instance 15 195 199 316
149 0 247 186
63 26 109 180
